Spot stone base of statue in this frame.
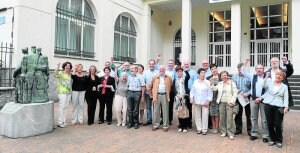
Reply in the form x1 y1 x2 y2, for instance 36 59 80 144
0 101 54 138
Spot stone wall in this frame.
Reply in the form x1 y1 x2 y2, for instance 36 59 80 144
0 87 15 109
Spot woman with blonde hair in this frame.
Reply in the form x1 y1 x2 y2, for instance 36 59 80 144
85 65 100 125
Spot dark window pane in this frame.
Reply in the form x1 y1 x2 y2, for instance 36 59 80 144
269 4 282 16
270 16 282 27
209 33 213 42
225 21 231 31
209 13 214 22
225 10 231 20
225 32 231 41
209 23 213 32
283 15 288 26
250 7 255 17
250 19 255 29
270 28 282 39
256 29 268 39
214 32 224 42
251 30 255 40
283 27 288 38
255 6 268 17
214 21 224 31
214 11 225 21
256 17 268 28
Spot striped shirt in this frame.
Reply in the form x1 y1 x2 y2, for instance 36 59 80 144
232 73 251 93
127 74 145 91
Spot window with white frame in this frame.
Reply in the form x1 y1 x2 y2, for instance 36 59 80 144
113 14 137 63
208 10 231 67
55 0 95 58
250 3 288 67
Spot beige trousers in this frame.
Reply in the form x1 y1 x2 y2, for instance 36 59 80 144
114 95 127 125
194 104 209 132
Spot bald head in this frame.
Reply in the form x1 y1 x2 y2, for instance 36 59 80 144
159 65 166 76
202 59 209 70
270 57 280 69
183 59 190 69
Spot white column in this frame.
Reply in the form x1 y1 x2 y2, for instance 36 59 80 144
230 1 241 73
181 0 192 63
291 0 300 75
141 4 151 66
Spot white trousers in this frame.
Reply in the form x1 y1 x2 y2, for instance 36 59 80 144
114 95 127 125
58 93 71 124
194 104 209 132
71 91 86 123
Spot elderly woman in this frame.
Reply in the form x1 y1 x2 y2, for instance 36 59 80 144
98 67 116 125
54 62 72 128
71 64 88 125
114 72 128 127
85 65 100 125
215 71 238 140
256 70 289 148
172 66 190 133
190 68 213 135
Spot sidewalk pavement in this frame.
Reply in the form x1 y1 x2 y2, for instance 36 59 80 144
0 103 299 153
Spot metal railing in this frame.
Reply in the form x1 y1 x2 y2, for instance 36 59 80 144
0 42 13 87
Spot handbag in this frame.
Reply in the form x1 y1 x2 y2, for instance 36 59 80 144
176 99 189 119
230 80 239 115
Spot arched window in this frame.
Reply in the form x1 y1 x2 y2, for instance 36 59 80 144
55 0 96 58
113 14 137 63
173 29 196 65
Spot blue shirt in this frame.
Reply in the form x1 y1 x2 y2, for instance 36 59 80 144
187 68 198 90
232 73 251 93
205 68 212 78
144 69 159 85
241 66 265 97
165 68 176 81
127 74 145 91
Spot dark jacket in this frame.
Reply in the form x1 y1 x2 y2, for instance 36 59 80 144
266 61 294 107
98 76 116 98
171 71 190 96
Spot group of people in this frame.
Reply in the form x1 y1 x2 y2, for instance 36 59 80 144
54 55 293 149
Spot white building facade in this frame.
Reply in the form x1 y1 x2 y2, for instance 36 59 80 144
0 0 299 99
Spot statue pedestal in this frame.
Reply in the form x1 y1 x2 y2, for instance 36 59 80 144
0 101 54 138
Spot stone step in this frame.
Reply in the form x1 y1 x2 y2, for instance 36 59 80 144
288 75 300 79
291 105 300 110
292 95 300 100
288 82 300 86
290 86 300 90
288 78 300 82
291 90 300 95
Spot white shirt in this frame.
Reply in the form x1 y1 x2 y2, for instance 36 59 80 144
158 76 166 93
190 79 213 105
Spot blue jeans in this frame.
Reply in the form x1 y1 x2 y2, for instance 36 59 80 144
145 94 152 123
127 91 141 125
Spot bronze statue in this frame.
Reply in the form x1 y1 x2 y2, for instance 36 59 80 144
13 46 49 103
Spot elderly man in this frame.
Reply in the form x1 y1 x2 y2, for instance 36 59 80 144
266 57 294 107
127 65 145 129
241 59 269 142
232 63 252 136
117 61 131 78
143 59 159 126
202 59 212 78
165 59 176 125
148 65 172 132
183 59 198 128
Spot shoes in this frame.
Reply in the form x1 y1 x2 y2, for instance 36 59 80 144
152 127 158 131
178 128 183 132
63 123 68 126
138 122 143 125
247 131 251 136
263 138 269 143
143 122 152 126
221 133 226 137
134 124 139 129
160 120 163 124
188 125 193 129
202 132 207 135
127 124 132 129
250 136 258 141
211 129 218 134
57 124 65 128
197 131 202 134
182 129 188 133
79 122 84 125
235 131 242 135
117 123 121 127
98 121 103 124
71 121 76 125
169 122 173 125
88 122 93 126
229 136 234 140
276 142 282 148
107 122 112 125
163 128 168 132
122 123 126 127
268 141 275 146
